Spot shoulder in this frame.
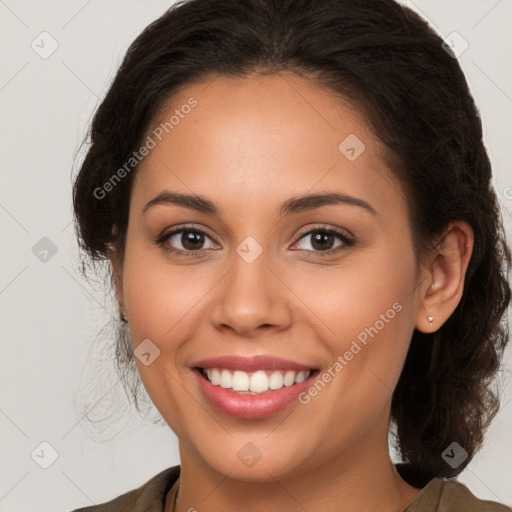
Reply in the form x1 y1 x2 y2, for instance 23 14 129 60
407 477 512 511
437 479 512 512
396 463 511 512
70 465 180 512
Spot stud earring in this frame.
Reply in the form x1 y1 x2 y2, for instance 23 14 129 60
427 315 433 327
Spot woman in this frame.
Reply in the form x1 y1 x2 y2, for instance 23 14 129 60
71 0 512 510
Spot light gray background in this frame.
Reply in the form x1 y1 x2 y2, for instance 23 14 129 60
1 1 511 511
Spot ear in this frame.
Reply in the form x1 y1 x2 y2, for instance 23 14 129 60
109 226 126 321
415 221 474 333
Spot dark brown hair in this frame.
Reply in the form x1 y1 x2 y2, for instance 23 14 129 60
72 0 511 478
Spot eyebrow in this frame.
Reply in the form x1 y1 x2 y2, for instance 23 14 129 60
142 190 377 216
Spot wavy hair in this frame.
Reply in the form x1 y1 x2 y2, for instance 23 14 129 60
72 0 511 477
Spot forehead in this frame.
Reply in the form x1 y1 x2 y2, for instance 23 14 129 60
131 72 403 217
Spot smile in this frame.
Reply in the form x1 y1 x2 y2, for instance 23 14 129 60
191 355 319 419
200 368 312 394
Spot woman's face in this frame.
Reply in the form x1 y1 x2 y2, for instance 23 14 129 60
117 72 426 480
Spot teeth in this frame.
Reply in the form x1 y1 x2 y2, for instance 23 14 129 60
250 371 268 393
283 370 296 386
295 371 308 383
232 370 249 391
210 368 220 385
201 368 312 394
220 369 232 389
268 370 284 390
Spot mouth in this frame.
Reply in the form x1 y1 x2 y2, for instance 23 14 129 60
191 355 319 419
197 367 314 394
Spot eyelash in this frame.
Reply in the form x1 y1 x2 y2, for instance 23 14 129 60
155 224 355 258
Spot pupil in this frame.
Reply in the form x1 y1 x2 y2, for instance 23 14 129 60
182 230 204 250
178 230 335 252
312 231 334 251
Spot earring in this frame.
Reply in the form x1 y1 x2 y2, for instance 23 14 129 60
427 315 433 327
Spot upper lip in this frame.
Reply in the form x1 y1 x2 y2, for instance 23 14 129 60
192 355 315 372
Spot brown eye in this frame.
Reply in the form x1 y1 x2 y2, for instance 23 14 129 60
158 227 218 256
309 231 337 251
179 230 206 250
293 228 353 253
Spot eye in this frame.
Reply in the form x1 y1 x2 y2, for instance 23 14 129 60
156 225 219 257
155 224 355 258
291 226 355 256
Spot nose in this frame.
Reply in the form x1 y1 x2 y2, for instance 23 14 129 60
209 251 293 338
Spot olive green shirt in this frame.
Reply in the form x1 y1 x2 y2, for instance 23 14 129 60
71 463 512 511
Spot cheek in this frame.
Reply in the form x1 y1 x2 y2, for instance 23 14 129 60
293 246 416 348
295 243 417 400
119 243 211 433
121 239 212 344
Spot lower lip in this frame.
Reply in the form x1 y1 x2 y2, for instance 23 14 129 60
193 369 317 419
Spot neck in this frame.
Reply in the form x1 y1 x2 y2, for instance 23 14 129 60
169 434 421 512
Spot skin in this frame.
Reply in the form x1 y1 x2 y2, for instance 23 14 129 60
110 71 474 512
